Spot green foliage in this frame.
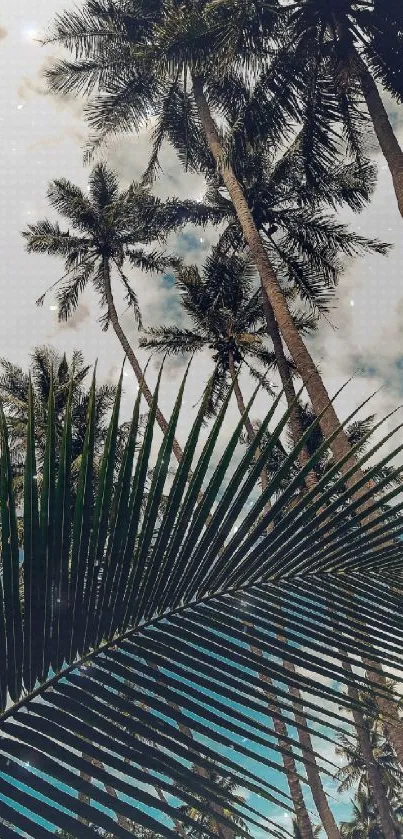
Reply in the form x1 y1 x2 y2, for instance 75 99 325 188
336 685 403 834
0 345 117 508
22 163 216 331
0 367 403 835
140 246 278 414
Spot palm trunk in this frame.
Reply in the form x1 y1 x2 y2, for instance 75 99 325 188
261 290 319 494
281 655 342 839
102 259 184 464
149 663 234 839
328 606 399 837
191 75 379 521
227 351 268 493
139 699 188 838
249 640 315 839
344 661 399 839
361 654 403 771
353 49 403 218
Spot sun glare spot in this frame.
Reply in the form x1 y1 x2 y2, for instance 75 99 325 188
22 26 39 42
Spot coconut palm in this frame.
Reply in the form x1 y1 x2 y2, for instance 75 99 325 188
201 1 403 214
22 162 221 464
43 0 390 524
141 249 341 838
340 789 387 839
141 241 399 839
271 1 403 217
139 248 280 430
1 362 403 836
0 345 116 505
336 685 403 831
201 133 387 469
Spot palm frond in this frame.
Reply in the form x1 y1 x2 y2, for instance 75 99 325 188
1 370 403 836
139 326 207 356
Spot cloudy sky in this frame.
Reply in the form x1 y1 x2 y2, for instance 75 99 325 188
2 0 403 460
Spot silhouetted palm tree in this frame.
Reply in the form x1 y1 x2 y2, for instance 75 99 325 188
0 345 116 506
274 0 403 216
22 162 219 463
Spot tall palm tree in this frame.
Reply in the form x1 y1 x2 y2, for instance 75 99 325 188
201 134 386 465
22 162 219 464
140 249 358 839
43 0 391 521
336 684 403 835
272 1 403 217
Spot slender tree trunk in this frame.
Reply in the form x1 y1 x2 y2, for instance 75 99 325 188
281 654 342 839
191 75 379 521
249 640 315 839
327 606 400 837
344 661 399 838
353 49 403 218
361 654 403 771
149 663 234 839
261 290 319 494
227 351 268 493
102 259 184 463
138 699 188 838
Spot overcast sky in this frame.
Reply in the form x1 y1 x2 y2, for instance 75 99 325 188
2 0 403 460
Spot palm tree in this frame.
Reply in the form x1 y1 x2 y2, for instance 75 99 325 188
140 238 398 839
176 761 252 839
340 789 387 839
43 0 391 522
139 247 280 446
272 1 403 217
0 345 116 507
140 249 339 838
336 685 403 836
22 162 219 464
201 133 386 470
1 364 403 835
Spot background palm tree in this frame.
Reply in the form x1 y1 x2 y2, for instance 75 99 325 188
0 345 116 505
336 685 403 835
176 762 251 839
139 248 280 423
272 0 403 217
201 133 386 465
340 789 386 839
22 162 219 464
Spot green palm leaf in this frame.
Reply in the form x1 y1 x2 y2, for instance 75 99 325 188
1 369 403 837
0 400 22 701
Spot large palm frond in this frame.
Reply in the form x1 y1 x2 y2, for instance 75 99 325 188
1 365 403 835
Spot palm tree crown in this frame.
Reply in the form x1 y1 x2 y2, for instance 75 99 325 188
274 0 403 214
204 138 388 317
22 162 186 330
0 345 116 504
140 248 280 413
